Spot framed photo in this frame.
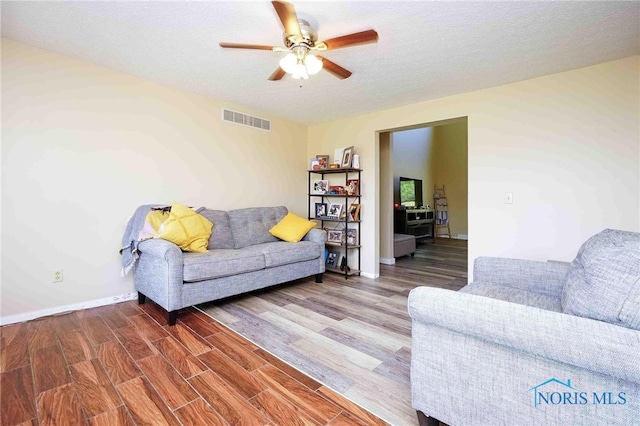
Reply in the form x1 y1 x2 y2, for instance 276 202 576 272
346 179 359 195
348 203 361 221
326 251 339 268
347 228 358 245
327 203 343 218
327 230 344 244
315 203 328 218
316 155 329 170
310 158 320 171
313 179 329 194
341 146 354 168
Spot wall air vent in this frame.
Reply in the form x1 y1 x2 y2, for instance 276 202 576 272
222 108 271 131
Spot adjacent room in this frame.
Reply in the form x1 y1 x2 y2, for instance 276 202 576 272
2 1 639 426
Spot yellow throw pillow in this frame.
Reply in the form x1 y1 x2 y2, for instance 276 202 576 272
269 212 316 243
157 202 213 252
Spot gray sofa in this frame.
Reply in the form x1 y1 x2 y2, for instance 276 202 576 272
409 229 640 425
134 206 325 325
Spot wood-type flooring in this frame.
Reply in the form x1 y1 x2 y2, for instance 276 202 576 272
201 238 468 426
1 301 390 425
1 238 466 426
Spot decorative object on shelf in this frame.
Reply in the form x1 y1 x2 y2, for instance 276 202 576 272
310 158 320 170
348 203 361 221
316 155 329 170
346 179 359 195
346 228 358 245
315 202 328 217
329 163 340 169
341 146 354 168
327 230 344 243
352 154 360 169
328 185 345 195
326 251 339 267
339 256 351 272
313 179 329 194
327 203 343 218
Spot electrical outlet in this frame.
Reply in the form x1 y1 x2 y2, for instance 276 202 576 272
53 269 63 283
504 192 513 204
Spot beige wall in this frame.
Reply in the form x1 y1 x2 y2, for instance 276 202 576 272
1 39 308 322
308 56 640 278
433 120 468 237
392 127 435 206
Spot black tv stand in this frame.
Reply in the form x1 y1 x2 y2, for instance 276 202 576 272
394 208 435 243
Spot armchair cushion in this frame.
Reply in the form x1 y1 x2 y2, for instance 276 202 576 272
562 229 640 330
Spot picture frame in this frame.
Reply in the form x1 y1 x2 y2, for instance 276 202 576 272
313 179 329 194
310 158 320 171
316 155 329 170
327 203 343 218
327 230 344 244
346 179 359 196
326 251 339 268
341 146 354 168
348 203 361 221
315 202 328 218
346 228 358 246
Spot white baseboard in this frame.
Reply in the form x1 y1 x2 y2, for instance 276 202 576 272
0 292 138 326
360 271 379 279
379 257 396 265
454 234 468 240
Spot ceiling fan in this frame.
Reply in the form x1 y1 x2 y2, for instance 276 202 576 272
219 1 379 81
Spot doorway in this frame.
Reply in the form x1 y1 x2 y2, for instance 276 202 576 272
378 117 468 271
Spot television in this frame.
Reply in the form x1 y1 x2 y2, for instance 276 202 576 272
399 177 423 207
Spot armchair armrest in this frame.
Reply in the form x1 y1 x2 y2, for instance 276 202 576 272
473 256 570 296
408 286 640 384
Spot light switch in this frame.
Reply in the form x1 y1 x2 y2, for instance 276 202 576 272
504 192 513 204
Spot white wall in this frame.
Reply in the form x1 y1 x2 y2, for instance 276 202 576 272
309 56 640 278
1 39 308 323
392 127 434 206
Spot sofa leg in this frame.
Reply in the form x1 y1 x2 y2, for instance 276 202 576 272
167 310 178 326
315 273 323 283
417 411 440 426
138 292 146 304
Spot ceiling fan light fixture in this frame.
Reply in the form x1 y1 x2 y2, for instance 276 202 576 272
305 54 323 75
279 52 298 74
292 62 309 79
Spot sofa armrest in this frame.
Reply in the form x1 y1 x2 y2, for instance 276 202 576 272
135 238 184 311
303 228 327 245
473 256 569 296
408 286 640 384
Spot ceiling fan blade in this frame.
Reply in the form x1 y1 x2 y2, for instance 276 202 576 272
219 42 277 51
317 29 379 51
268 67 287 81
272 1 302 43
317 56 352 79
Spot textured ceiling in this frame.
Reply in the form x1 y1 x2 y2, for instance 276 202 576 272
2 1 639 125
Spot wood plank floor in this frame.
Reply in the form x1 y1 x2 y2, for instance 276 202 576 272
200 238 468 426
0 238 465 426
1 302 390 425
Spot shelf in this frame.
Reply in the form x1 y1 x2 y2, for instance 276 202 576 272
309 193 361 197
313 216 361 223
325 242 361 249
325 266 361 276
309 168 362 174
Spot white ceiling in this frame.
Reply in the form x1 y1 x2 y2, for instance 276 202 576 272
2 1 639 125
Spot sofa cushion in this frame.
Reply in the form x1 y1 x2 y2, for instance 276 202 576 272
156 202 213 253
229 206 288 249
182 249 265 282
241 241 321 268
460 282 562 312
562 229 640 330
199 209 235 249
269 212 316 243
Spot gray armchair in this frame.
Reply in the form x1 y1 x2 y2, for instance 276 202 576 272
409 229 640 425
